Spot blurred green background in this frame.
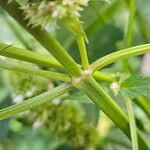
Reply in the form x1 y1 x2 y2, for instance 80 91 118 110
0 0 150 150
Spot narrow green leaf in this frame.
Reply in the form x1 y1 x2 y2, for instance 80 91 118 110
121 76 150 99
0 83 72 120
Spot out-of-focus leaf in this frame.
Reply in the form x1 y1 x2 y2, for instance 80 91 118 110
0 96 12 139
82 103 100 127
64 90 94 104
121 76 150 99
64 91 99 127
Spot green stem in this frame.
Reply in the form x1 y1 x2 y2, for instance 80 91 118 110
90 43 150 72
93 71 115 83
124 0 136 70
0 0 82 77
125 0 135 48
123 0 150 42
80 77 149 150
0 43 64 70
76 36 89 69
0 59 71 82
80 77 129 136
125 98 139 150
0 83 72 120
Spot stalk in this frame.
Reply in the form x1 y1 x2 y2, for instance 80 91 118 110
76 36 89 69
124 0 136 70
93 71 115 83
80 77 149 150
0 43 64 70
0 0 82 77
125 98 139 150
90 43 150 72
124 0 139 149
125 0 135 48
0 59 71 82
0 83 72 120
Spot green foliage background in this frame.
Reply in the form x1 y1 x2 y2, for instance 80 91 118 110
0 0 150 150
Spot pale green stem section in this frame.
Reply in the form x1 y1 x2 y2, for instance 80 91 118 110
76 36 89 69
124 0 136 69
0 0 82 77
80 77 149 150
125 98 139 150
0 43 64 70
91 43 150 72
80 77 129 136
0 83 72 120
125 0 135 48
124 0 139 149
93 71 115 83
124 0 150 42
0 59 71 82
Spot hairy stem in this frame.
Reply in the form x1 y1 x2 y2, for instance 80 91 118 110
0 83 72 120
80 77 149 150
91 43 150 72
0 43 64 70
0 0 82 77
125 0 135 48
125 98 139 150
93 71 115 83
124 0 139 148
76 36 89 69
0 59 71 82
124 0 136 70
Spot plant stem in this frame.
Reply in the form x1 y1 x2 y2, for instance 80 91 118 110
124 0 139 148
93 71 115 83
80 77 149 150
123 0 150 42
76 36 89 69
124 0 136 70
125 98 139 150
0 83 72 120
80 77 129 136
0 43 64 70
90 43 150 72
0 0 82 77
125 0 135 48
0 59 71 82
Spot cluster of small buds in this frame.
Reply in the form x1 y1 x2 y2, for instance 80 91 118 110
19 0 90 27
110 82 120 96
